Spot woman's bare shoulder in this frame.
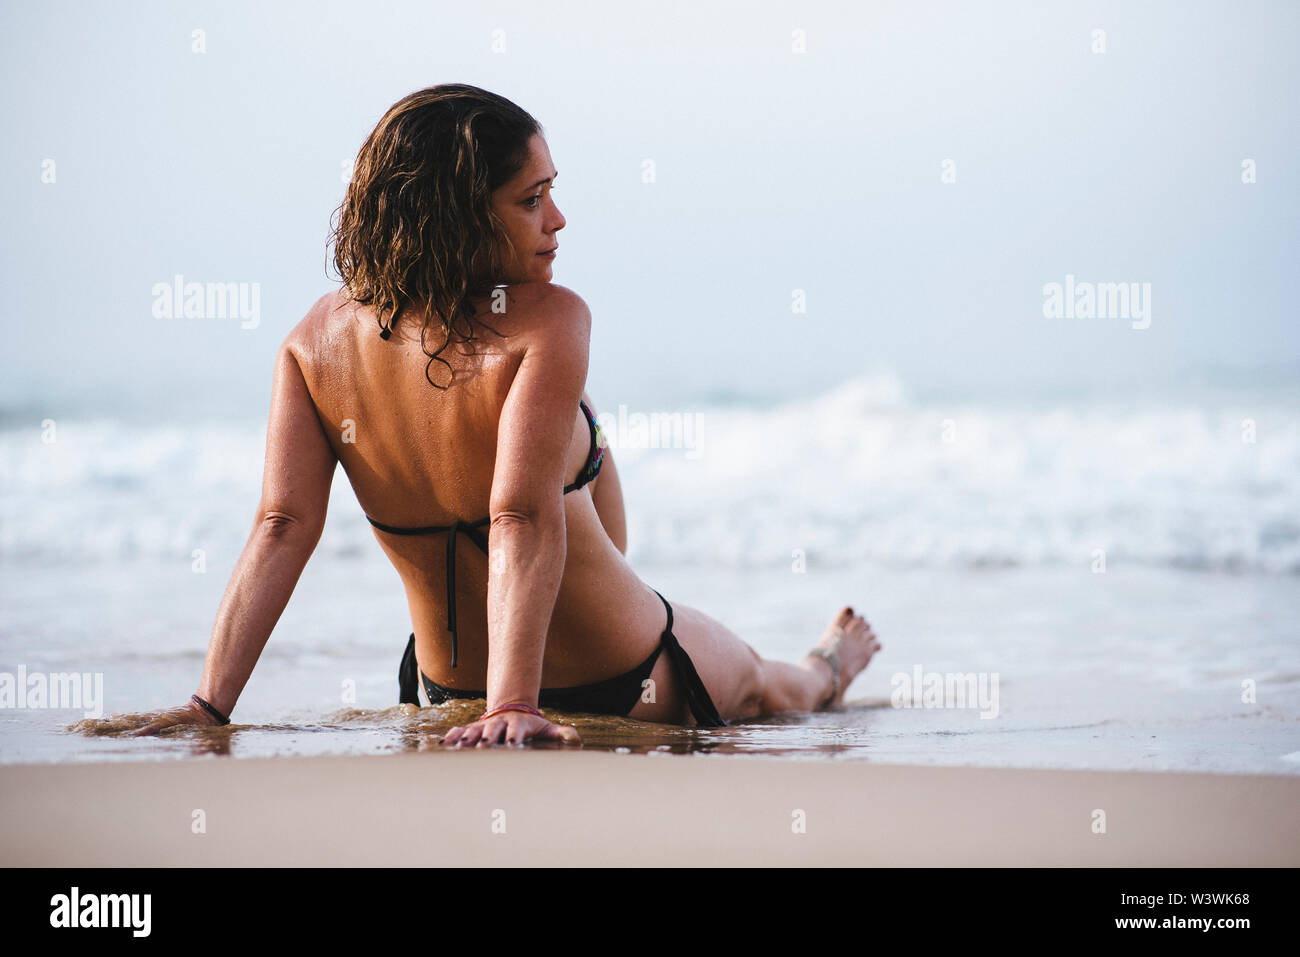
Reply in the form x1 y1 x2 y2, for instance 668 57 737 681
500 281 591 323
282 285 588 364
283 289 352 355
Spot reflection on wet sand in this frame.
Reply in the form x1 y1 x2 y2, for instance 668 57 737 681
70 699 893 761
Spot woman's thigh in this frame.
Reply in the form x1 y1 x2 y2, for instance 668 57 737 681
626 596 764 725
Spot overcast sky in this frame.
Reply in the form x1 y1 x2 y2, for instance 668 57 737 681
3 0 1296 421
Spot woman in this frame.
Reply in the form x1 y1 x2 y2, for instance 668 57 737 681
132 83 881 747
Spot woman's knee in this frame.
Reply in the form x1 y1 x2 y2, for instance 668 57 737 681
727 643 767 718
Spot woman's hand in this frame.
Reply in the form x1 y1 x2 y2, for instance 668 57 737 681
124 698 226 736
441 709 581 748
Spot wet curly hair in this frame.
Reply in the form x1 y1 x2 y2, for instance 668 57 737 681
329 83 544 389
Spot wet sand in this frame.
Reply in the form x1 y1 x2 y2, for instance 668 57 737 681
2 751 1296 866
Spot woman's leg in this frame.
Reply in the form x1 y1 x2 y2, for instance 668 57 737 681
627 598 880 724
584 391 880 724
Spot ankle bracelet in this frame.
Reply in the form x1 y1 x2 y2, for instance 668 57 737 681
807 647 841 707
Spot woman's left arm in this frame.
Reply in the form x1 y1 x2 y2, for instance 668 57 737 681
190 342 337 719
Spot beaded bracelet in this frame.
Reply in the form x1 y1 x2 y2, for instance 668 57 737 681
479 703 542 721
191 694 231 726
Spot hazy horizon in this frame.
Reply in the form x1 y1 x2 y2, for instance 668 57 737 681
3 0 1297 422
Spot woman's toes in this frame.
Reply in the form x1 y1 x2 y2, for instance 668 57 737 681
823 607 854 640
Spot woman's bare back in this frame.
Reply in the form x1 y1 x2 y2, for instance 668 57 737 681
288 284 673 697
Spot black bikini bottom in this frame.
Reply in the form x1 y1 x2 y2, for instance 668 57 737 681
399 589 726 727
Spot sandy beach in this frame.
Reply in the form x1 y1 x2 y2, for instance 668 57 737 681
2 751 1296 867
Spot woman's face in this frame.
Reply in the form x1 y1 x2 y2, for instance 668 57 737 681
487 134 565 284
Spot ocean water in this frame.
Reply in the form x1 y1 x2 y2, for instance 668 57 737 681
2 371 1297 771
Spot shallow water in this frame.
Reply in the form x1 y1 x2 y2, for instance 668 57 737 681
4 560 1296 774
4 384 1299 772
54 688 1296 773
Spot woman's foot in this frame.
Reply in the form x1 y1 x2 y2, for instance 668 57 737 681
803 606 881 709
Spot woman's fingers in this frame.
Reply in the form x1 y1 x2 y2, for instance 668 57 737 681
439 712 581 748
539 721 582 744
128 718 174 737
475 718 507 747
125 715 166 737
124 704 213 737
472 719 496 747
458 723 484 747
504 716 527 747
